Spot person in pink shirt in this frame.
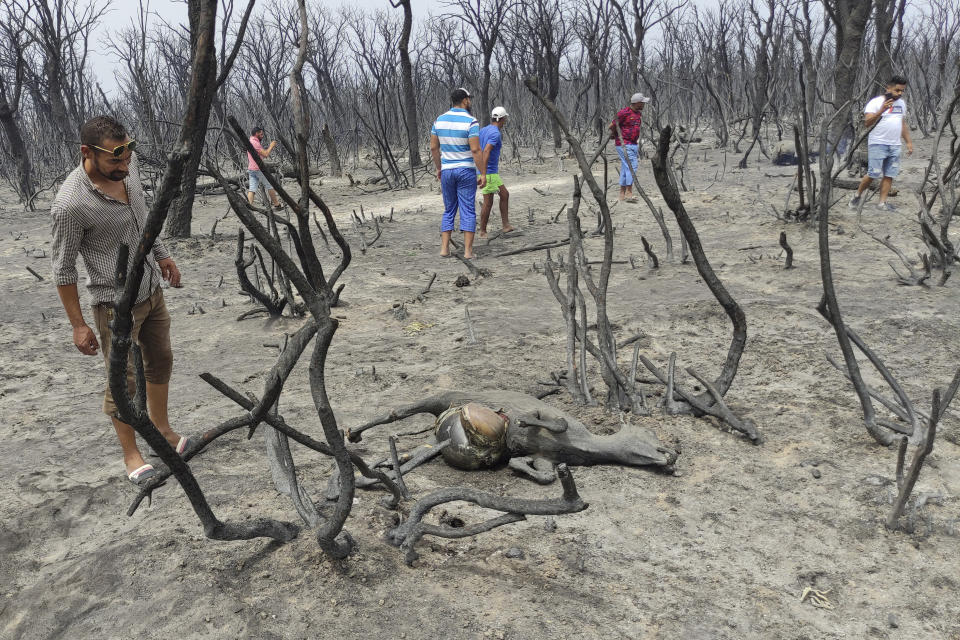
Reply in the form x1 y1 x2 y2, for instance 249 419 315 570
247 126 284 210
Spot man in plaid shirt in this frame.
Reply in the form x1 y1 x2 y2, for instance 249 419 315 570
609 93 650 202
51 115 190 486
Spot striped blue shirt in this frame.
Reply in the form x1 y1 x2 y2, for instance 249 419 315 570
431 108 479 170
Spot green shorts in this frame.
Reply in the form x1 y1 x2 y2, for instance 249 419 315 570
480 173 505 195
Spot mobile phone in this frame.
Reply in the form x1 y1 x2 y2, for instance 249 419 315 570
884 92 895 101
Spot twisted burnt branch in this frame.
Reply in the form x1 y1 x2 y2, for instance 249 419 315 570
387 464 587 566
637 353 761 443
886 388 948 530
651 125 747 400
326 440 451 498
196 372 403 508
235 230 287 317
641 235 659 268
779 232 794 269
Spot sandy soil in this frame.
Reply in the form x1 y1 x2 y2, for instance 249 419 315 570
1 138 959 640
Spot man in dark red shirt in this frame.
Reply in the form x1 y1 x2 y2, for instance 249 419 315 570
609 93 649 201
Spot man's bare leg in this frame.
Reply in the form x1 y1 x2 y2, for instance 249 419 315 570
877 176 894 203
146 381 182 447
618 186 627 200
440 230 451 256
113 417 148 475
115 381 183 474
498 186 514 232
464 231 475 259
247 191 256 206
479 194 494 238
268 188 281 207
855 175 873 198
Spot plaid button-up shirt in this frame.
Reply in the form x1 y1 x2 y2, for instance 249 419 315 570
51 155 169 306
612 106 643 146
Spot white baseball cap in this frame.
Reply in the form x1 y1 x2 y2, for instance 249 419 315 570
491 106 509 120
630 93 650 104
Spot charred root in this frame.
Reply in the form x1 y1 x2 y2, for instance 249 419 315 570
387 464 587 566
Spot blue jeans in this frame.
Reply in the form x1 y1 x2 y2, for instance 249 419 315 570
617 144 639 186
440 168 477 232
867 144 901 178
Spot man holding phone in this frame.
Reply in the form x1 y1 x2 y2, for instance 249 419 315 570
247 126 284 210
849 75 913 212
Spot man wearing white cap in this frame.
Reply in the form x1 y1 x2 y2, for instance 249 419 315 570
477 106 514 238
609 93 649 201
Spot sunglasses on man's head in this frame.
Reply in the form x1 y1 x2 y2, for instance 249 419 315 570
90 140 136 157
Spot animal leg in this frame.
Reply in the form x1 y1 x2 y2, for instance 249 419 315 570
514 412 569 433
508 456 558 484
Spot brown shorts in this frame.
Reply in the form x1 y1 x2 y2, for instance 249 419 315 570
92 287 173 417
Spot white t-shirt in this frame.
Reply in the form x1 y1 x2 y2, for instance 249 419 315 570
864 96 906 146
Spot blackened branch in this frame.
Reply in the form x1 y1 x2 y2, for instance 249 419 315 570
388 464 587 565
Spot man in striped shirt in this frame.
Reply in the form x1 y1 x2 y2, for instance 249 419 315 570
430 87 486 259
51 115 189 485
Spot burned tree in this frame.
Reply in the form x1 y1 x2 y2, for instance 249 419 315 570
0 0 34 205
737 0 780 169
525 77 757 442
887 375 960 531
648 126 757 442
871 0 907 93
20 0 108 154
442 0 515 127
306 6 348 177
821 0 873 143
389 0 422 173
165 0 256 238
572 0 617 139
913 68 960 286
511 0 573 150
610 0 685 87
108 1 163 151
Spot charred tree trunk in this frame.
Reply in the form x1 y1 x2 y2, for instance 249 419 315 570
479 61 493 127
0 94 33 204
43 58 74 148
0 12 33 205
873 0 906 91
826 0 874 143
391 0 422 171
321 122 342 178
165 1 220 238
